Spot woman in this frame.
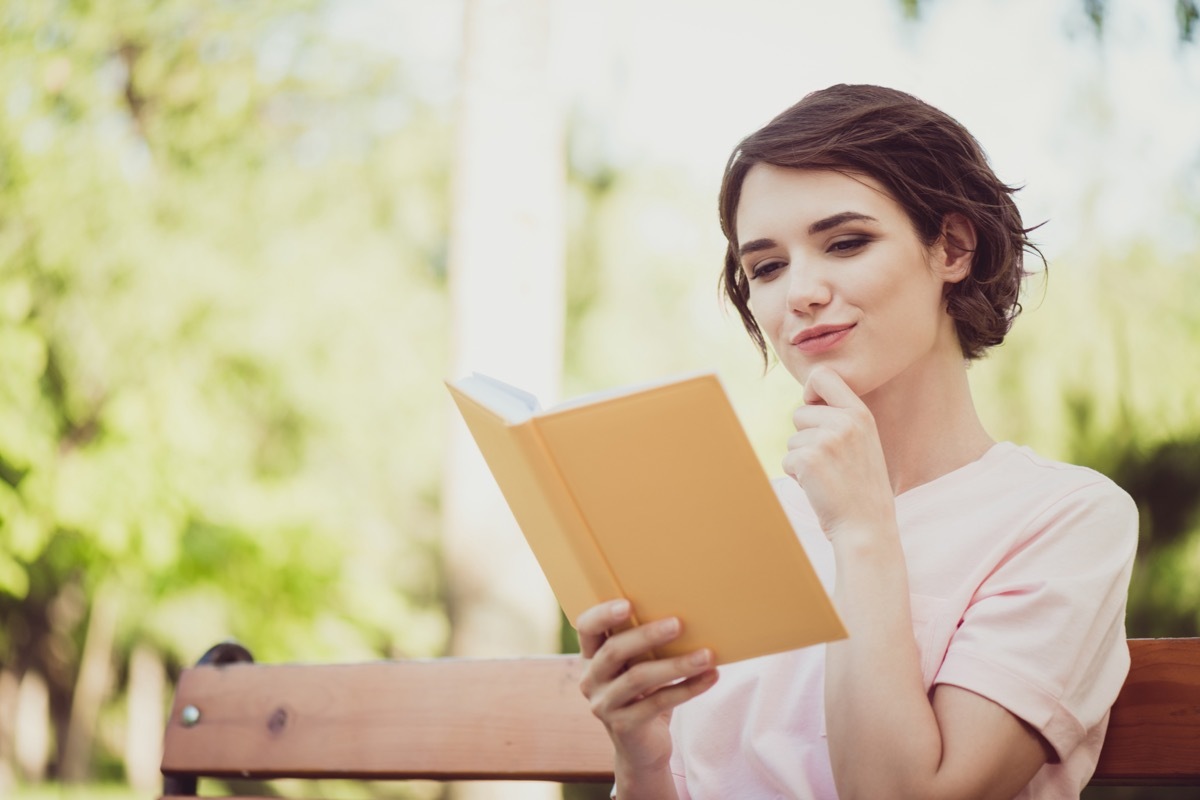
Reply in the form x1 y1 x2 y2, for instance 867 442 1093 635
576 84 1138 799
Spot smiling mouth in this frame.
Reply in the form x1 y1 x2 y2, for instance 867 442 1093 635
792 324 855 353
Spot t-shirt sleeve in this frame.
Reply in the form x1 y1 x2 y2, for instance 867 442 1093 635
933 478 1138 761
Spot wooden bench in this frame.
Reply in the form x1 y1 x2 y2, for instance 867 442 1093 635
160 638 1200 797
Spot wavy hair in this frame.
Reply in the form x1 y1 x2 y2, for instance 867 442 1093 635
719 84 1044 362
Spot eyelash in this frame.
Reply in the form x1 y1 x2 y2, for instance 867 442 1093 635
830 236 870 253
751 261 784 280
748 237 871 280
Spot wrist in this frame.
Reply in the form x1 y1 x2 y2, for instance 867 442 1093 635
614 747 672 778
827 515 899 553
613 758 678 800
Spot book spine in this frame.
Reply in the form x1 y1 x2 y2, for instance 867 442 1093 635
510 422 640 629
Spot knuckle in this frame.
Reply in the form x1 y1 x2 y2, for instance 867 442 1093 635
588 697 606 720
794 449 816 471
651 688 675 713
621 660 648 686
589 640 618 672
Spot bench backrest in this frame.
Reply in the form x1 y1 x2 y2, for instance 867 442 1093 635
162 655 611 784
1094 638 1200 784
160 638 1200 794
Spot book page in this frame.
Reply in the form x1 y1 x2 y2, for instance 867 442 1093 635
450 373 541 423
547 370 714 413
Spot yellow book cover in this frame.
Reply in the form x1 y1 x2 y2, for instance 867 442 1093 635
446 372 847 666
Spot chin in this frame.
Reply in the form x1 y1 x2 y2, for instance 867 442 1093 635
795 362 883 401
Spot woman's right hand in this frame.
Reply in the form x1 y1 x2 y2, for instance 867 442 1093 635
576 599 719 782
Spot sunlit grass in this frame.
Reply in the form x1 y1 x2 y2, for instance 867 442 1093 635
9 785 141 800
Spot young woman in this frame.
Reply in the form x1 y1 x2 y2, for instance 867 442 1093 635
575 84 1138 800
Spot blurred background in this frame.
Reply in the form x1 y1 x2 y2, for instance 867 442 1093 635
0 0 1197 798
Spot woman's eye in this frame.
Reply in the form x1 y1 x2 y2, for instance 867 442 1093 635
829 237 869 254
751 260 785 280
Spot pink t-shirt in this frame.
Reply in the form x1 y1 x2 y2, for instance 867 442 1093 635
668 442 1138 799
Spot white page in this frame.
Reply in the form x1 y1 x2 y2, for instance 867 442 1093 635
451 373 542 423
547 370 716 413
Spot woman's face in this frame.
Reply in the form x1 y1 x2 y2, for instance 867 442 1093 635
735 164 965 399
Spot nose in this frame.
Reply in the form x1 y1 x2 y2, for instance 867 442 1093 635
785 261 832 314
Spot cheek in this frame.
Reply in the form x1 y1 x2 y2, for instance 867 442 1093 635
883 262 946 315
750 288 789 342
887 282 956 350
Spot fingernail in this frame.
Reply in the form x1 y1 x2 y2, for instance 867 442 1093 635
609 599 630 618
658 617 680 636
689 649 711 667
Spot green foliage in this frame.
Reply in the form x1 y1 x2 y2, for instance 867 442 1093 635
0 0 454 780
2 0 1198 792
901 0 1200 42
972 241 1200 648
1179 0 1200 41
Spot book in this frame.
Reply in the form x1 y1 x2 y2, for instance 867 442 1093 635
446 371 847 666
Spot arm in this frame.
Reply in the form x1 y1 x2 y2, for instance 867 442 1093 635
825 526 1050 799
576 599 717 800
789 367 1049 800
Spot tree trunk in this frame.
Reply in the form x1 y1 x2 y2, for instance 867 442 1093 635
14 669 51 782
123 644 165 791
443 0 566 798
60 585 118 782
0 668 17 792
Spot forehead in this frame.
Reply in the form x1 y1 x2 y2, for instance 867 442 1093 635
735 164 903 238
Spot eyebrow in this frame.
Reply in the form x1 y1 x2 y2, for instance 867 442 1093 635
738 238 777 258
808 211 879 235
738 211 880 259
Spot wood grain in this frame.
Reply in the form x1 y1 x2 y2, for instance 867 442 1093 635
1093 638 1200 784
161 638 1200 792
161 655 613 782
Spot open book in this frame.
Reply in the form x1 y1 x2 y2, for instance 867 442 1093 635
446 372 846 666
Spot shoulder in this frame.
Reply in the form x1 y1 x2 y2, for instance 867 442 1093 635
993 443 1134 505
989 443 1139 547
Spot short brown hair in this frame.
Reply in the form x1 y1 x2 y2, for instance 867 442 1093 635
719 84 1044 362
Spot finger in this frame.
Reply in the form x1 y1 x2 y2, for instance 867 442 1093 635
600 669 720 733
802 365 863 409
587 616 682 683
576 599 630 659
791 403 849 433
591 649 718 718
782 443 816 483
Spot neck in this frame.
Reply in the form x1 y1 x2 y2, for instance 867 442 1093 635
861 352 994 496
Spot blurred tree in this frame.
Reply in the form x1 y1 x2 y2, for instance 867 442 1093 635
967 242 1200 800
0 0 453 788
440 0 566 798
902 0 1198 41
887 1 1200 794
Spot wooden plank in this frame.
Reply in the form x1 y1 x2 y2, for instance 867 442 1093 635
162 639 1200 790
1093 638 1200 784
161 655 614 782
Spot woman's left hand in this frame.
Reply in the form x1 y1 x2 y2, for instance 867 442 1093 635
783 364 895 541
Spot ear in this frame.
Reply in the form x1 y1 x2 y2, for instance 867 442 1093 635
932 213 976 284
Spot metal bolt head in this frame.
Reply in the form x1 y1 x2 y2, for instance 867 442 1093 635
180 705 201 727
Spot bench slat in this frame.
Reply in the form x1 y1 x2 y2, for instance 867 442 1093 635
161 655 613 782
162 638 1200 790
1093 638 1200 784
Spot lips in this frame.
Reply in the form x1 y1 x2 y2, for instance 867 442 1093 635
791 323 855 353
